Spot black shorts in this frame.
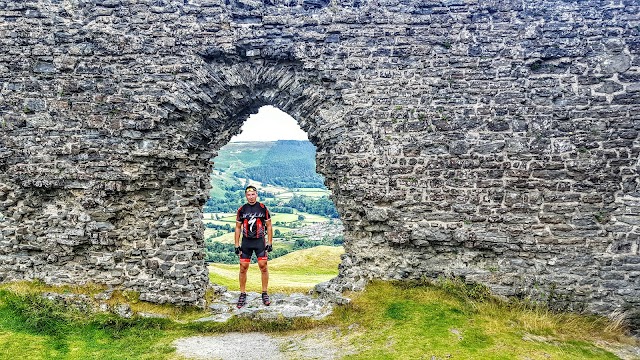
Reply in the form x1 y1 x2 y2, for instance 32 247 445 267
240 237 267 263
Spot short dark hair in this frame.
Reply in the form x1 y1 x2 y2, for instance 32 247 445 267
245 185 257 193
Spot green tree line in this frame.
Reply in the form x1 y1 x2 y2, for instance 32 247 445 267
205 193 339 218
204 235 343 264
285 195 339 218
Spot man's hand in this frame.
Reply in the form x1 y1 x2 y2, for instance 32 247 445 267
235 246 241 255
265 244 273 252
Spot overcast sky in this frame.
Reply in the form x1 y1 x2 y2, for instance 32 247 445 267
230 106 309 142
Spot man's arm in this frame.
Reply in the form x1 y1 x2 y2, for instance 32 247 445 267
266 219 273 247
235 221 242 248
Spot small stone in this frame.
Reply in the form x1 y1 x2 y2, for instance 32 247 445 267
138 312 168 318
113 304 133 318
209 303 229 314
366 207 389 222
595 81 623 94
600 54 631 74
449 328 463 340
94 290 113 300
209 284 227 295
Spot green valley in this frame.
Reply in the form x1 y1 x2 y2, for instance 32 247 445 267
204 140 342 264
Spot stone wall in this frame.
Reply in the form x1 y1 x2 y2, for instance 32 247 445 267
0 0 638 326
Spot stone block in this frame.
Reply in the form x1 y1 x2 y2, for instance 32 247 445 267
366 207 389 222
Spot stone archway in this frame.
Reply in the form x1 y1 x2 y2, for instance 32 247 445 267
142 59 355 304
0 0 638 328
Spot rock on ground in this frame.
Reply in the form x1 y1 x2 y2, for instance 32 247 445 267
197 290 335 322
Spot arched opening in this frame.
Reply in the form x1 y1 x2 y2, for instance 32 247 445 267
203 105 344 294
120 60 357 306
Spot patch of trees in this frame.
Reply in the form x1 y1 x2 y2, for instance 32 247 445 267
270 206 294 214
204 223 234 232
205 241 238 264
203 189 244 213
233 140 325 189
204 240 291 264
204 193 339 220
285 195 339 218
235 168 324 188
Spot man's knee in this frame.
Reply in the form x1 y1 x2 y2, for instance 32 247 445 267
239 263 250 273
258 261 268 272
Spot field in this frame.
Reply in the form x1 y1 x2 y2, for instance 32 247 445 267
209 211 328 224
203 207 336 246
274 188 330 200
208 245 344 293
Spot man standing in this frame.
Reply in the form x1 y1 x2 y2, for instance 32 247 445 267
234 185 273 308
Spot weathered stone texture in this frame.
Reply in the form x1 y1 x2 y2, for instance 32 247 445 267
0 0 639 327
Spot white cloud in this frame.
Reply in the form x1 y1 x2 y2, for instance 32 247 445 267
230 106 309 142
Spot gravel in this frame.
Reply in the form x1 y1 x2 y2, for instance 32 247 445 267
174 328 359 359
174 333 285 360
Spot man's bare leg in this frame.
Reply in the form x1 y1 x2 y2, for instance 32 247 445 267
239 261 250 293
258 259 270 305
258 259 269 292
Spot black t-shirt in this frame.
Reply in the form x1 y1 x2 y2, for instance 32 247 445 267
236 202 271 239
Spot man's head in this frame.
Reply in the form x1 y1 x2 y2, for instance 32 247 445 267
245 185 258 205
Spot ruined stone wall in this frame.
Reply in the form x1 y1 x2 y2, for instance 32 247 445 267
0 0 638 325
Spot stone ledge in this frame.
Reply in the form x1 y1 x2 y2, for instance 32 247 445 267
198 290 335 322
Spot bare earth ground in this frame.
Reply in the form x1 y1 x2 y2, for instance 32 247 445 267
173 327 360 360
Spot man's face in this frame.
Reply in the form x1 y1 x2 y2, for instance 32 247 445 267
245 190 257 204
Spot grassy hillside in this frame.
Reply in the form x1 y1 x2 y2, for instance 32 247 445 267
235 140 325 188
208 245 344 293
208 142 274 198
210 140 326 196
212 141 273 171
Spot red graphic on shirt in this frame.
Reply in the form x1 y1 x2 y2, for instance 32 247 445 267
236 202 270 239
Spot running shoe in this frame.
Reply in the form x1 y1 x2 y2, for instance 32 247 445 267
237 292 247 308
261 292 271 306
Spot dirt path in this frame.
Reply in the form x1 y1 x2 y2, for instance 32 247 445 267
174 328 359 360
174 333 285 360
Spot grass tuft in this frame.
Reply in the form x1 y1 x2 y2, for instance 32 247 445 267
0 288 184 359
1 290 79 337
0 279 107 296
89 314 173 339
184 315 318 334
326 280 635 360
